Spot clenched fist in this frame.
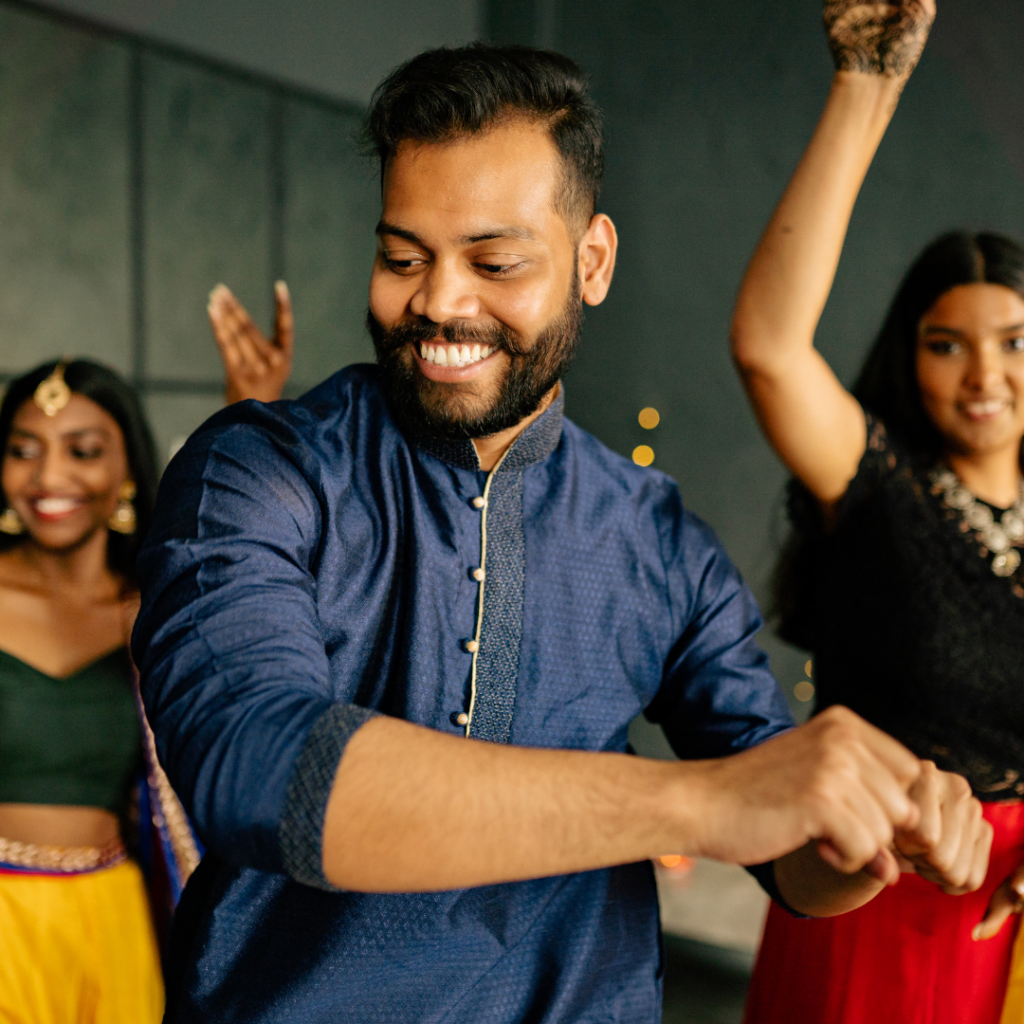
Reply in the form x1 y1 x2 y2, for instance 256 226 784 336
893 760 992 895
823 0 936 79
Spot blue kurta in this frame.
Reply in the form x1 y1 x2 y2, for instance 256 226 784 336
133 365 794 1023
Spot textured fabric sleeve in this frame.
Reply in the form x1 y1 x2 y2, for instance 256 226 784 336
279 703 377 889
644 487 799 908
132 403 375 883
645 492 795 760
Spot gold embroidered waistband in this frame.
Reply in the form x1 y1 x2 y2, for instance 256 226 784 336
0 834 127 874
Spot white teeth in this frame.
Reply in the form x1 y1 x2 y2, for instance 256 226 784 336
966 400 1009 416
35 498 80 515
419 342 496 367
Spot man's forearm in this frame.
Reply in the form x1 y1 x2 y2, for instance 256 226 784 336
320 706 971 901
322 716 701 892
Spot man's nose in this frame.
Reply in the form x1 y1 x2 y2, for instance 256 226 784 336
408 260 480 323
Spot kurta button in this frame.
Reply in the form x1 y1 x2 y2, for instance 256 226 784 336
472 567 485 582
464 639 479 653
471 497 486 509
451 712 469 727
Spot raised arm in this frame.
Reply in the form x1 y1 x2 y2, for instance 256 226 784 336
731 0 935 504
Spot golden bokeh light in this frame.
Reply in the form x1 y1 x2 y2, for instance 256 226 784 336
794 680 815 702
632 445 654 467
804 660 813 677
656 854 696 873
638 407 660 430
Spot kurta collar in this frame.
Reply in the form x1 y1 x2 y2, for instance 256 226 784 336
417 386 565 472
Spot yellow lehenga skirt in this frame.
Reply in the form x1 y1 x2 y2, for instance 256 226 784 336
0 859 163 1024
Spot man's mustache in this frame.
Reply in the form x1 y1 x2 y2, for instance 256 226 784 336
367 312 531 358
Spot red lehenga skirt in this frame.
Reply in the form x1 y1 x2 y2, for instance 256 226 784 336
744 802 1024 1024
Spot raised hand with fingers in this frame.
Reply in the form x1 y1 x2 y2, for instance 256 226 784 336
209 281 294 405
823 0 936 80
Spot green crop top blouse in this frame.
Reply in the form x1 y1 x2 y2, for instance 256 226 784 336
0 647 142 813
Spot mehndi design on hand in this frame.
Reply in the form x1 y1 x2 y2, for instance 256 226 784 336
823 1 935 78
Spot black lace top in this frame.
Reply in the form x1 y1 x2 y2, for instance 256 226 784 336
789 416 1024 800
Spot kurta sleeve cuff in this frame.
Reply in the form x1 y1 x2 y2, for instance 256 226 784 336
279 703 378 890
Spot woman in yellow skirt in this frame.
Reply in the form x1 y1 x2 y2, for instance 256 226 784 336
0 284 292 1023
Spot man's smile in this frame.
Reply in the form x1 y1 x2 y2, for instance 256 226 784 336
413 341 501 383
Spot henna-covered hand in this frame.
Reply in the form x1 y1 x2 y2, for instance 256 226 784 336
823 0 936 79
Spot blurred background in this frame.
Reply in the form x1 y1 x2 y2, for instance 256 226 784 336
2 0 1022 1018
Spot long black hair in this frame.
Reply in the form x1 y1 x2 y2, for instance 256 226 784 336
0 359 158 585
775 231 1024 647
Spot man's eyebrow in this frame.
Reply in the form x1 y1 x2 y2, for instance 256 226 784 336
375 222 538 245
376 222 421 244
458 226 537 244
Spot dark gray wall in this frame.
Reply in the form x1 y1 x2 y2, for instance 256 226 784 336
33 0 481 104
0 1 393 462
488 0 1024 715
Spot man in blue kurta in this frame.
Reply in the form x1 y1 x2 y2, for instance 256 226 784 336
134 42 992 1024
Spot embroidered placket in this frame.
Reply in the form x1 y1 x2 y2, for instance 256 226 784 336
417 390 564 745
465 452 524 742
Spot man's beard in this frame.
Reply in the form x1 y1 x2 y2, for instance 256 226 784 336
368 276 582 443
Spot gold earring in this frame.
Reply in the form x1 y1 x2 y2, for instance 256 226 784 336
0 508 24 535
109 479 137 535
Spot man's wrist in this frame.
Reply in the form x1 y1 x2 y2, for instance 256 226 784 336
654 759 724 862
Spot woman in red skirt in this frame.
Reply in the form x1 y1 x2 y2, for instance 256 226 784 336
731 2 1024 1021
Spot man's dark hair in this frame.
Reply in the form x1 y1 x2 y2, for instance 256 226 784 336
365 44 604 235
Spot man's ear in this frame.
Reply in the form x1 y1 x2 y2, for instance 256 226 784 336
578 214 618 307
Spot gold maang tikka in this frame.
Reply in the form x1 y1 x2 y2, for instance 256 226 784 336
34 360 71 417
